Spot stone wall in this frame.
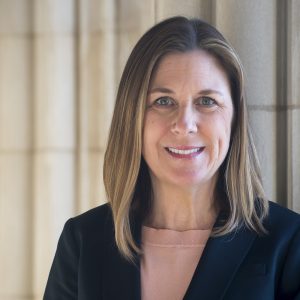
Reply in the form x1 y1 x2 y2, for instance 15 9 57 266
0 0 299 299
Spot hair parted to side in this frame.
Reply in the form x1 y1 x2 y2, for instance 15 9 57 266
103 16 269 262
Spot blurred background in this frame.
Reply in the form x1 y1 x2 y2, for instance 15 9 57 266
0 0 299 299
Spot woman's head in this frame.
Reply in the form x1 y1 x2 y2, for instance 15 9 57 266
143 50 233 193
103 16 268 261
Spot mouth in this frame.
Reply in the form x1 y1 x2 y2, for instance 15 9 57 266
165 146 205 158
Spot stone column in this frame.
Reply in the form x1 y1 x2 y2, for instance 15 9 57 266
32 0 76 298
0 0 33 299
76 0 115 213
214 0 278 202
156 0 213 22
287 0 300 212
115 0 155 80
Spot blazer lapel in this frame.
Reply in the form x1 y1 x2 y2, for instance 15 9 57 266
102 210 257 300
183 223 257 300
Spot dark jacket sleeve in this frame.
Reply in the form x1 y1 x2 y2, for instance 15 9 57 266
278 226 300 300
44 218 79 299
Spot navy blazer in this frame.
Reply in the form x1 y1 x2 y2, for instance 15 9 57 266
44 201 300 299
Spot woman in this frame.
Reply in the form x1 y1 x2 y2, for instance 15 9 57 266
44 17 300 300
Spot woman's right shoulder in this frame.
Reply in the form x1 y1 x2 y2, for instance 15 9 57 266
72 202 113 224
44 203 114 298
63 202 114 240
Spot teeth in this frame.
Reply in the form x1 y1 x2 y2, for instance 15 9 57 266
167 147 201 155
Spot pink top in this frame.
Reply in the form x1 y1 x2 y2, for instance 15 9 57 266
141 226 212 300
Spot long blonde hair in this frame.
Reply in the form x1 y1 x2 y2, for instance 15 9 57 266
103 16 268 262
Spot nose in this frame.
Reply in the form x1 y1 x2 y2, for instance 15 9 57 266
171 105 198 135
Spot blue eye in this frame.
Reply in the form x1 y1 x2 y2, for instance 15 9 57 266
198 97 216 106
155 97 174 106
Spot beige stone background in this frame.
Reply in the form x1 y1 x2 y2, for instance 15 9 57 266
0 0 299 299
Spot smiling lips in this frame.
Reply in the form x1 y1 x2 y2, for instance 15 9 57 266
166 146 205 159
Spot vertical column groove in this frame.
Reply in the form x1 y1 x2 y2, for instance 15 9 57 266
276 0 288 207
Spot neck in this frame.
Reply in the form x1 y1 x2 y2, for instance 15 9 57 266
144 178 219 231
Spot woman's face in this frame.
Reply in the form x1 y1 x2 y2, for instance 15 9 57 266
142 50 233 189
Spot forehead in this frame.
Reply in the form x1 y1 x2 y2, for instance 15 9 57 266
150 50 230 90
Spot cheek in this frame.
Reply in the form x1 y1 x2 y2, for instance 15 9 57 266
142 118 152 155
143 113 169 141
203 115 232 152
217 116 232 156
143 114 163 154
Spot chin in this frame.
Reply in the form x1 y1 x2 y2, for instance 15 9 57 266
166 174 212 188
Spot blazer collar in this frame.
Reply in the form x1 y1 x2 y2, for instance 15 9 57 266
103 212 257 300
183 222 257 299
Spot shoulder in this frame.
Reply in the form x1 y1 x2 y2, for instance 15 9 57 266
257 201 300 269
71 202 113 227
62 203 114 245
263 202 300 298
268 200 300 219
265 201 300 233
44 203 113 298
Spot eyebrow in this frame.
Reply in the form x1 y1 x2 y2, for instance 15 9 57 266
148 87 224 97
148 87 175 94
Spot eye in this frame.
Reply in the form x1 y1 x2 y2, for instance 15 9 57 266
197 96 216 107
154 96 174 106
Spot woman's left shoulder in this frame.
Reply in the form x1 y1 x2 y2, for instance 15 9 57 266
264 200 300 235
261 201 300 299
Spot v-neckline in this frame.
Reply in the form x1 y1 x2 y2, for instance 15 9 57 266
102 211 257 300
